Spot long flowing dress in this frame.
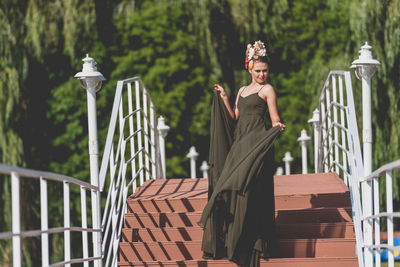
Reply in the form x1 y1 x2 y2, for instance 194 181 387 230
198 90 281 267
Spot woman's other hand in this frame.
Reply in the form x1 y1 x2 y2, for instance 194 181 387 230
214 84 228 99
273 121 286 131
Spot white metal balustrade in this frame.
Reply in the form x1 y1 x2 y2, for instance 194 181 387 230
98 77 163 267
0 76 165 266
0 164 102 267
361 160 400 267
317 70 365 267
315 70 400 267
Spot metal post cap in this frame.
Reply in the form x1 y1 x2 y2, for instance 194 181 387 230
282 152 293 162
74 54 105 80
157 116 170 136
186 146 199 159
200 161 210 171
297 129 311 143
307 108 320 127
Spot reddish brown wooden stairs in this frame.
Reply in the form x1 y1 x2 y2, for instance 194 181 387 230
119 173 358 266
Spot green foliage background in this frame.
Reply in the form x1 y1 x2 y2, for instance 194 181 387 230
0 0 399 265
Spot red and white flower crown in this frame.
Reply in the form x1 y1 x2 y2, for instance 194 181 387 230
245 40 267 70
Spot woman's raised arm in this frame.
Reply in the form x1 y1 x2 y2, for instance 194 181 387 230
214 84 237 120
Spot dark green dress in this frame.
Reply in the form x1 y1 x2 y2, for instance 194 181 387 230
199 90 281 267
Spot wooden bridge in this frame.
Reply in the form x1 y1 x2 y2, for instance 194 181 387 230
118 172 358 266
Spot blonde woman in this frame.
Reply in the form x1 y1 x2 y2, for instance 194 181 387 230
199 41 285 267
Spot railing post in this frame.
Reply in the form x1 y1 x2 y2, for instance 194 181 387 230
282 152 293 175
64 181 71 267
200 161 210 178
297 129 311 174
186 146 199 178
40 177 49 266
386 170 394 266
275 166 284 175
11 172 21 267
308 109 320 173
157 116 170 179
74 54 105 267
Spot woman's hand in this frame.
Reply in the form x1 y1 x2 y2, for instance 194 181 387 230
273 121 286 131
214 84 228 99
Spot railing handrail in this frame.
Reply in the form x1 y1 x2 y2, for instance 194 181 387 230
0 163 98 191
99 80 124 191
317 70 365 267
361 159 400 182
0 164 100 266
99 77 157 190
99 76 162 267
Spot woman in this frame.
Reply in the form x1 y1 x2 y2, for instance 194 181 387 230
198 41 285 267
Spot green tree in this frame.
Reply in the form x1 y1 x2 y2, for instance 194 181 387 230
349 0 400 204
111 0 210 177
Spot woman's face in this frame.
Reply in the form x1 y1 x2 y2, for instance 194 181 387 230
249 61 268 84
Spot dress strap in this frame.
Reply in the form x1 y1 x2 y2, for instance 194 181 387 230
258 84 267 93
239 86 248 97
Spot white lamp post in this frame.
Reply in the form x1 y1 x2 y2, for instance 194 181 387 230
74 54 105 267
157 116 170 179
351 42 380 267
282 152 293 175
297 129 311 174
186 146 199 178
350 42 380 176
308 109 320 173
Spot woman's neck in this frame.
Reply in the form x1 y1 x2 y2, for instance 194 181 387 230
250 81 266 87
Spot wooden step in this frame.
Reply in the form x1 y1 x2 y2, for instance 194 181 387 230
276 207 352 223
132 173 349 198
277 222 355 238
127 192 351 213
119 238 356 261
122 220 354 243
127 173 351 213
118 257 358 267
124 206 352 228
122 227 202 242
124 212 201 228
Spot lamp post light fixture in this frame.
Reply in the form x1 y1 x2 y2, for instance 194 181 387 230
350 42 380 267
75 54 106 91
74 54 105 266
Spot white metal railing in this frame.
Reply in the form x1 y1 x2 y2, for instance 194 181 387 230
315 70 400 267
317 71 365 267
361 160 400 267
0 164 102 267
98 77 163 267
0 77 165 266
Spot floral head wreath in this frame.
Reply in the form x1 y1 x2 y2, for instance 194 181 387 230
245 40 267 70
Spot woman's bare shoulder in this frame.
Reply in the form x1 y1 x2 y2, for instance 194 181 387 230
236 86 246 96
260 83 275 95
238 86 246 92
259 84 276 102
